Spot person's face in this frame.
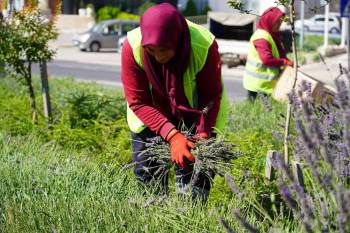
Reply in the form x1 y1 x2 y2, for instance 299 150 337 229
272 18 282 32
144 45 175 64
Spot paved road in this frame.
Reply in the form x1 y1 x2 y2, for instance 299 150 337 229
32 47 247 102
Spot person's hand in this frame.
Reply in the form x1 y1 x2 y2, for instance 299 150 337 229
192 132 209 141
167 130 195 168
283 59 294 67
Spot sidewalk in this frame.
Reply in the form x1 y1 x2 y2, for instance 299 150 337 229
299 53 348 88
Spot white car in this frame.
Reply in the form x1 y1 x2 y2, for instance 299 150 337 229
295 14 341 34
72 19 139 52
118 35 127 49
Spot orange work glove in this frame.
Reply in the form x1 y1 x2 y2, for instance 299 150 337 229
192 132 209 141
167 130 195 168
283 59 294 67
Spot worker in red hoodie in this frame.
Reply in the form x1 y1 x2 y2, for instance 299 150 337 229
121 3 228 201
243 7 293 100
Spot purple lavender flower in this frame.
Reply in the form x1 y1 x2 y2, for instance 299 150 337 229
233 209 259 233
279 184 297 210
225 174 243 198
218 217 235 233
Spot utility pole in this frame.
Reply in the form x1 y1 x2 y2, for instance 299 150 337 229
299 0 305 49
341 18 348 46
348 18 350 70
323 1 330 48
340 0 350 69
9 0 14 14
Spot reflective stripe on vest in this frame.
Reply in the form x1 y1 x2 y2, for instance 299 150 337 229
126 20 229 133
243 29 281 94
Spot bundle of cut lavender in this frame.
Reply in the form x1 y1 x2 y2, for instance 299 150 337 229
135 133 241 182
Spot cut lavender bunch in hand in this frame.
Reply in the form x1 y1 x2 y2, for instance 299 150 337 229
135 132 241 185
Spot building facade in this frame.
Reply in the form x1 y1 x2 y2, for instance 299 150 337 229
207 0 339 17
1 0 59 14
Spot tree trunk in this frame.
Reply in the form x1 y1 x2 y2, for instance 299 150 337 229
26 62 37 123
284 1 299 165
40 61 52 121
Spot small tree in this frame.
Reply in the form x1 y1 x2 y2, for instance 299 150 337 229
0 7 58 123
201 4 212 15
2 0 8 10
183 0 197 16
138 1 155 16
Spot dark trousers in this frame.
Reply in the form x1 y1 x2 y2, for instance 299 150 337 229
247 90 269 101
131 128 212 201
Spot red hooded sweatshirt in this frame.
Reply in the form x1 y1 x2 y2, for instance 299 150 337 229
253 7 287 67
121 3 222 139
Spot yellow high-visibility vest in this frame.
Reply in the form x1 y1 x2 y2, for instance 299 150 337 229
243 29 281 94
126 20 229 133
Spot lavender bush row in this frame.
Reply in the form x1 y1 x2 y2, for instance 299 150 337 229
274 75 350 232
221 74 350 232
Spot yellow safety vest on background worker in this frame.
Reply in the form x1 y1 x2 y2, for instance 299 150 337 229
243 29 281 94
126 20 229 134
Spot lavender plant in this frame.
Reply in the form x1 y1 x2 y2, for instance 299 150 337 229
222 0 345 232
221 76 350 232
273 76 350 233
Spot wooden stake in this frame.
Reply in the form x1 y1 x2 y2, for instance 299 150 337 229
293 162 305 190
265 150 277 181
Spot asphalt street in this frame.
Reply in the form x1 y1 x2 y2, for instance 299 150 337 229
32 47 247 101
34 28 343 103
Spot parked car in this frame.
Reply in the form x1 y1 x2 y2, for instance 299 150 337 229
295 13 341 34
72 19 139 52
117 34 128 49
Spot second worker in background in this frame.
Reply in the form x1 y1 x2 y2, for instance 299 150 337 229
243 7 293 100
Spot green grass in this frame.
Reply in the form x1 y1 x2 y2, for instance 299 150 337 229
0 134 276 232
297 35 341 53
0 77 296 232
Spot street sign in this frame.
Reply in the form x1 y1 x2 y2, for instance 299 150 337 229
341 0 350 17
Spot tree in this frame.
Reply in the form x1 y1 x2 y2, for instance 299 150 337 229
96 6 121 21
201 4 211 15
154 0 178 8
0 7 58 123
1 0 8 10
138 1 155 16
183 0 197 16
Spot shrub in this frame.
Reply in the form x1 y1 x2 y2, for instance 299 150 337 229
116 12 140 21
312 53 320 62
183 0 198 16
96 6 121 22
297 35 340 52
138 1 155 16
202 5 212 15
0 77 131 163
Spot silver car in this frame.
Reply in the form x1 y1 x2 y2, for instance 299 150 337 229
73 19 139 52
295 13 341 34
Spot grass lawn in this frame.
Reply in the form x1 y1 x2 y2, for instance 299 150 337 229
0 77 299 232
